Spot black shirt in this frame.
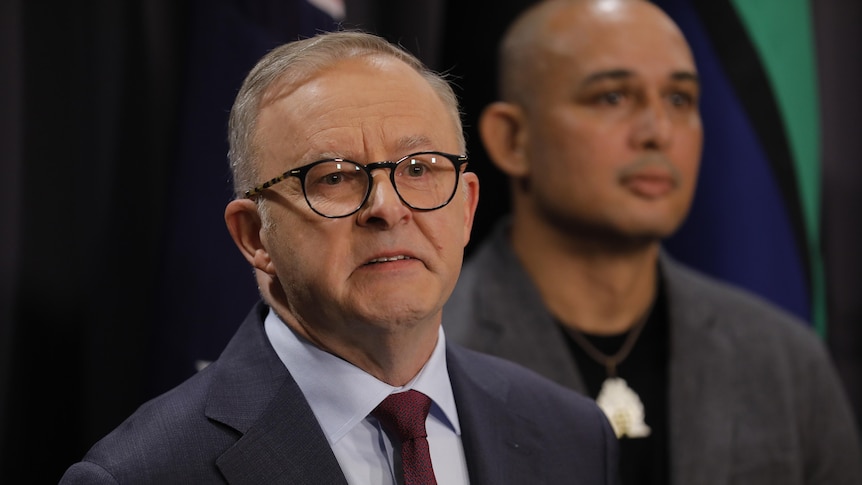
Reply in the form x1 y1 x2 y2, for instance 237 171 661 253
559 284 670 485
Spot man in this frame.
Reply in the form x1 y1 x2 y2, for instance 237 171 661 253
59 31 619 484
444 1 862 484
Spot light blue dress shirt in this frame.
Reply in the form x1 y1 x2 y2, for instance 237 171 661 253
264 308 470 485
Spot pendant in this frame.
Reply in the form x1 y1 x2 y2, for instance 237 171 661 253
595 377 651 439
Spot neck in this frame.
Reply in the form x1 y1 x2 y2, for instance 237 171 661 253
509 212 660 335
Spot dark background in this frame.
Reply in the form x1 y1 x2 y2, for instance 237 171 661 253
2 0 859 482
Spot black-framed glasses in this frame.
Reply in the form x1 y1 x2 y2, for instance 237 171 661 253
244 151 469 218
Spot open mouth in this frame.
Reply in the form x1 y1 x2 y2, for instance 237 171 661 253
365 255 414 265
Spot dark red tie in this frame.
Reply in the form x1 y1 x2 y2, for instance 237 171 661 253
372 390 438 485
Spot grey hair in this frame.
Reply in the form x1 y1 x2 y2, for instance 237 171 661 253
227 30 465 197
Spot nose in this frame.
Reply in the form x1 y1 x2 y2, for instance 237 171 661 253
355 169 411 228
630 95 672 150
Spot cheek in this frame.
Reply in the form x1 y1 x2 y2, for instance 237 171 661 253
673 125 704 184
533 135 617 198
265 226 305 281
535 111 626 174
418 211 466 276
428 210 462 251
266 222 343 289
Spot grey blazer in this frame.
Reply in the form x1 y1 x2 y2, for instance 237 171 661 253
444 220 862 485
60 301 619 484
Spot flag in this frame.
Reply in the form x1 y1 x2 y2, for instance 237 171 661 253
656 0 824 332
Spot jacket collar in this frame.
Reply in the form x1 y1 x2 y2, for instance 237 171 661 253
661 254 734 485
457 221 736 484
204 302 348 485
446 344 549 484
453 218 588 392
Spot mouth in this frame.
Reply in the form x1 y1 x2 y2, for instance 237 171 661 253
364 255 414 266
619 155 681 199
622 173 677 198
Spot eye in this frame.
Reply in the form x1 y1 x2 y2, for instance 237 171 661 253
322 173 344 185
668 91 696 108
307 161 363 188
604 92 623 104
401 155 440 178
593 90 627 106
406 163 428 177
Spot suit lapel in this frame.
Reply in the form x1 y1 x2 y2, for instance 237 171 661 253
215 378 348 485
662 256 734 485
471 223 588 393
204 303 348 485
447 346 548 485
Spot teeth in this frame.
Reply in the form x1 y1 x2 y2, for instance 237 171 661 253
367 255 411 264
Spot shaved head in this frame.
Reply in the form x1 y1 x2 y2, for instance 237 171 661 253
499 0 691 108
481 0 701 245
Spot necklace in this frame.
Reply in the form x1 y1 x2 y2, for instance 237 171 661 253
565 305 654 439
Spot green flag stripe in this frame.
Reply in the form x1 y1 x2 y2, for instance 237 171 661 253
729 0 826 334
689 1 814 323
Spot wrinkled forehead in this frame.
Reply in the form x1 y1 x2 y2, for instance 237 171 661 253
254 55 462 166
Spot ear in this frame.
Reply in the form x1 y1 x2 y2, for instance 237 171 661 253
479 101 530 177
460 171 480 246
224 199 278 276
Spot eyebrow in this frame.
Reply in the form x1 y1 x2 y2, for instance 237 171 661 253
395 134 435 154
579 69 700 88
670 71 700 85
307 135 437 163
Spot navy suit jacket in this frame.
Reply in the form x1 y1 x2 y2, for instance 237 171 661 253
60 302 619 484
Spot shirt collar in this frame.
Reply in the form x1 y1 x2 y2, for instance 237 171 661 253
263 308 461 445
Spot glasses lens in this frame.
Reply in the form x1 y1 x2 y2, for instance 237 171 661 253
304 160 368 217
394 153 459 210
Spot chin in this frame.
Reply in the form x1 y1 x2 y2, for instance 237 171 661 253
623 224 680 244
624 209 688 238
560 213 678 245
360 308 438 331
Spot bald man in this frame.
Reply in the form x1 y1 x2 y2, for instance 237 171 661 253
444 1 862 484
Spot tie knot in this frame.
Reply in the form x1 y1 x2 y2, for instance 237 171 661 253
372 390 432 442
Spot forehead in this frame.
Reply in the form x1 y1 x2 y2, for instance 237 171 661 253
541 2 696 80
256 55 459 163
